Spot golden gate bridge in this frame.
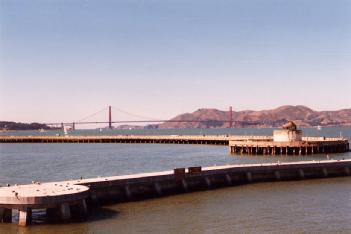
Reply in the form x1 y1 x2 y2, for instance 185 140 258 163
44 106 235 130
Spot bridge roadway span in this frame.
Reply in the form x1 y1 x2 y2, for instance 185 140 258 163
1 159 351 226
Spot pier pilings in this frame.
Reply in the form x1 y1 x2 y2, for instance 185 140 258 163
229 139 349 155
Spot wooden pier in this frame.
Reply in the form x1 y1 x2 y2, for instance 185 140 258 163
0 135 230 145
1 159 351 226
0 135 349 155
229 137 349 155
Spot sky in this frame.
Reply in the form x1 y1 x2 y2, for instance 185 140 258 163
0 0 350 124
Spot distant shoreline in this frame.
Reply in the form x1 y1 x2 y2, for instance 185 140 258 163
2 105 351 130
0 121 58 131
1 126 351 133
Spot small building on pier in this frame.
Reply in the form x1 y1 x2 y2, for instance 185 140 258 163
273 121 302 142
230 121 349 156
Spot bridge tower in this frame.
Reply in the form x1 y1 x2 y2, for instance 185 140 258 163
108 106 112 129
229 106 233 128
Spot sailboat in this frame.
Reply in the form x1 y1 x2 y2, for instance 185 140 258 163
63 125 71 136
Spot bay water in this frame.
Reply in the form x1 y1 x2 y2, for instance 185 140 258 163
0 128 350 233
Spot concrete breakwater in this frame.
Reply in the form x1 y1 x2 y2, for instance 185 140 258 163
1 159 351 226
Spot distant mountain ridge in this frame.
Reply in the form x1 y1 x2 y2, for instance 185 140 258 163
153 105 351 128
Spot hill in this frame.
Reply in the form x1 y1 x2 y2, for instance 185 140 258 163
153 105 351 128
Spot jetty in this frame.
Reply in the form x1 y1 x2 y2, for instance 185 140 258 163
0 135 349 155
0 183 89 226
229 137 349 155
0 121 349 156
0 134 231 145
1 159 351 226
229 121 349 155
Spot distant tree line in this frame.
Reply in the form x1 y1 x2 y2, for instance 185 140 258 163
0 121 57 130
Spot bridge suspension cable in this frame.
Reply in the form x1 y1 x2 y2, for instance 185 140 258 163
111 106 159 121
45 105 237 128
76 107 109 123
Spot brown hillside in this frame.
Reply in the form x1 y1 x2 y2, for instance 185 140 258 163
155 105 351 128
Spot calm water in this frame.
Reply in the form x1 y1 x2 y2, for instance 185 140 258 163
0 128 350 233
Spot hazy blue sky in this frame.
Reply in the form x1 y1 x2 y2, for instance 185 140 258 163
1 0 350 123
